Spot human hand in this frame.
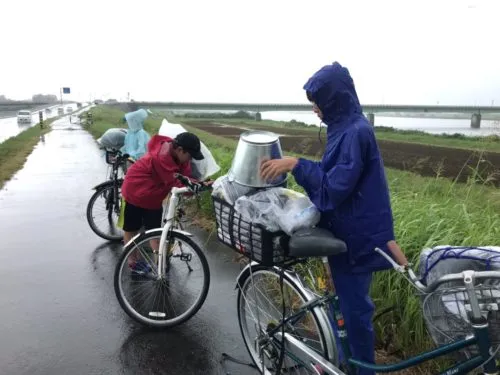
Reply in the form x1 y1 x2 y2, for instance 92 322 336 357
260 157 298 181
387 241 408 267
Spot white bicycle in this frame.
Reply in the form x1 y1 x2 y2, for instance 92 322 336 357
114 174 212 328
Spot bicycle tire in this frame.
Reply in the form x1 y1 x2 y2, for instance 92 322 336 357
114 229 210 328
86 184 123 241
237 265 337 374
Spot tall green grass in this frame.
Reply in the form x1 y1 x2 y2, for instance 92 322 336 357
84 106 500 359
0 120 54 189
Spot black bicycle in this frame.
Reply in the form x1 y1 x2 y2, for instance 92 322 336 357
87 149 131 241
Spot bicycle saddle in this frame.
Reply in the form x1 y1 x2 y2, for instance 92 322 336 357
288 228 347 258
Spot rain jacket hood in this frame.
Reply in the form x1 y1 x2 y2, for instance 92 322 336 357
303 62 362 129
125 109 148 133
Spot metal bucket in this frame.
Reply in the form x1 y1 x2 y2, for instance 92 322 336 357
228 130 287 188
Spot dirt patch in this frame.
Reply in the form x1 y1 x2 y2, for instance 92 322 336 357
188 121 500 186
187 123 245 137
377 139 500 184
280 136 500 184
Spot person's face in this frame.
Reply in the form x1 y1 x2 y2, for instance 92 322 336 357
311 102 323 119
174 147 192 164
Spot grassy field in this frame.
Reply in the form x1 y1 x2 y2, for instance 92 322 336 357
83 106 500 369
0 121 55 189
173 116 500 153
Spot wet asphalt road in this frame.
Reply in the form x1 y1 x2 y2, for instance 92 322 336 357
0 104 79 144
0 117 257 375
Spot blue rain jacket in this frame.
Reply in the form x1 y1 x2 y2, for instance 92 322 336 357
292 62 394 274
121 109 151 160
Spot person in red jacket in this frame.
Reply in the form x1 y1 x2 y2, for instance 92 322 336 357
121 132 204 272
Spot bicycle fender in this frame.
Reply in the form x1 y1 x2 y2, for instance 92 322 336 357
142 228 193 238
170 228 193 237
92 179 123 190
235 263 252 290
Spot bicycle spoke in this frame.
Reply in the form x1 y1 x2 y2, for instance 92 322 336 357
238 269 331 374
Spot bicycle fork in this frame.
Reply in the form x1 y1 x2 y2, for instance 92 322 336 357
157 193 180 279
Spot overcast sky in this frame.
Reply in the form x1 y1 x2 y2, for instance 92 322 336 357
1 0 499 105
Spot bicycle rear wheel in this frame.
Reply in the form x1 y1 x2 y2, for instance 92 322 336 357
237 266 337 374
86 184 123 241
114 229 210 328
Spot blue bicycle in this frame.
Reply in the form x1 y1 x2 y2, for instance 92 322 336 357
229 227 500 374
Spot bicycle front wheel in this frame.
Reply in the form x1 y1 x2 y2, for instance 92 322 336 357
86 184 123 241
114 229 210 328
237 266 337 374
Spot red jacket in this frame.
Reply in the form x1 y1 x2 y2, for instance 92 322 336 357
122 135 192 210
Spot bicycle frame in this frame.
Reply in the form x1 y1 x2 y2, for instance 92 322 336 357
156 186 190 279
255 262 500 375
103 153 127 216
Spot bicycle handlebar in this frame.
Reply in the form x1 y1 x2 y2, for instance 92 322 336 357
424 270 500 293
374 247 500 293
174 174 212 194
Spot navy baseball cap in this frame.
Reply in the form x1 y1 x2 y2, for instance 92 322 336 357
174 132 204 160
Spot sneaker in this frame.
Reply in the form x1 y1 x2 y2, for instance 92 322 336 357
129 260 152 276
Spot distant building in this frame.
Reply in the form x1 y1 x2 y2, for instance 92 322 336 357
32 94 58 103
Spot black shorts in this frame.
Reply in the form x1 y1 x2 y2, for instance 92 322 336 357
122 200 163 232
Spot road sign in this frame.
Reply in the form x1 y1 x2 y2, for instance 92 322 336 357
63 87 70 94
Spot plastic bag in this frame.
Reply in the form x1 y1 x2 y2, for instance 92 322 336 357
97 128 128 150
234 188 320 235
158 119 220 180
211 175 258 205
418 245 500 286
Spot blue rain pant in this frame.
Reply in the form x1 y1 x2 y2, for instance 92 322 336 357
331 270 375 375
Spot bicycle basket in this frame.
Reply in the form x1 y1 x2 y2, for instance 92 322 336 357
422 284 500 358
419 246 500 357
212 196 290 266
105 150 119 165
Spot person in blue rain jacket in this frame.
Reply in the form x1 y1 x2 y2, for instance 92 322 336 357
261 61 397 374
121 108 151 161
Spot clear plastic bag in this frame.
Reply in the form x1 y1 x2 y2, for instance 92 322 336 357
211 175 258 205
234 188 320 235
418 245 500 286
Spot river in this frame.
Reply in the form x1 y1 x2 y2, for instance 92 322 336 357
261 111 500 137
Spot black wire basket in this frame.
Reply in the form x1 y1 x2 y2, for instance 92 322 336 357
212 196 290 266
422 284 500 359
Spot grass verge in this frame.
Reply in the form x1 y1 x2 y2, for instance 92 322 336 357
0 121 54 189
84 106 500 371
